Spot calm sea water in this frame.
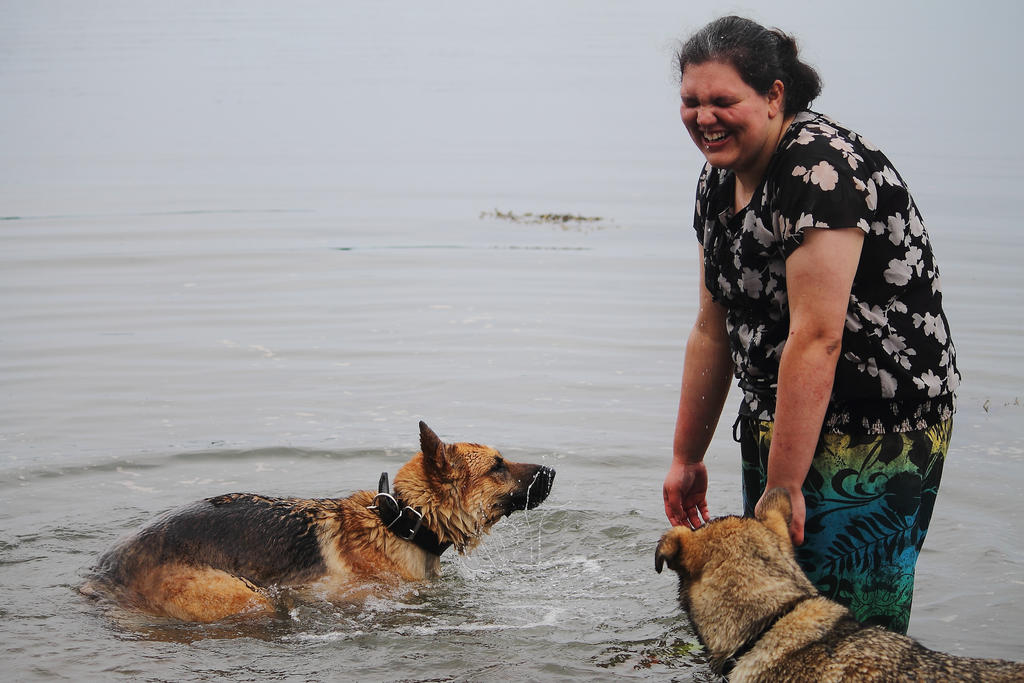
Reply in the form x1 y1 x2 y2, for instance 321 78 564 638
2 2 1022 680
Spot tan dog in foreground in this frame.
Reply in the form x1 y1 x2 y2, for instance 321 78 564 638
655 488 1024 682
82 422 554 623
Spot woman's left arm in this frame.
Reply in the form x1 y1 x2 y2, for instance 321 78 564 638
756 226 865 545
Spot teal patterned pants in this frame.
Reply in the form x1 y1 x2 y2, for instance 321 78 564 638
739 418 951 634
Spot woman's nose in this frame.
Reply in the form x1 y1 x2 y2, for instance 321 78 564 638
695 106 715 126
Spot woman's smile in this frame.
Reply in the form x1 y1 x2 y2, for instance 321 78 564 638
702 130 730 149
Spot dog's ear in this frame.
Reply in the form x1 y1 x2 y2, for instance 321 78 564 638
655 527 697 575
419 421 452 474
756 487 793 543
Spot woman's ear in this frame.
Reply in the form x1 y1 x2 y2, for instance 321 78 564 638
767 79 785 118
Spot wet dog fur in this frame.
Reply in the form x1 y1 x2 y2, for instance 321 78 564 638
655 488 1024 682
82 422 554 623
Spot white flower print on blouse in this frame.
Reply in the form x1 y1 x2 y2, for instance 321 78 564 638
884 258 913 286
872 214 906 246
913 369 944 398
913 312 949 343
742 211 775 248
829 136 864 170
792 160 839 191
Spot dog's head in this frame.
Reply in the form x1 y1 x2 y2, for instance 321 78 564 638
654 488 816 659
394 422 555 553
654 487 794 578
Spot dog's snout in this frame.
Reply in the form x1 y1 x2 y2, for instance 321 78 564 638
538 465 555 488
526 466 555 509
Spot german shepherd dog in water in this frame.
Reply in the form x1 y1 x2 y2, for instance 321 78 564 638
82 422 554 623
655 488 1024 682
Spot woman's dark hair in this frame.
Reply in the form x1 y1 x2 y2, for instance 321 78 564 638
676 15 822 114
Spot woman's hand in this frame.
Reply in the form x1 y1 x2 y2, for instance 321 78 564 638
663 459 710 528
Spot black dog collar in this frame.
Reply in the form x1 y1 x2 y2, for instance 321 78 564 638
368 472 452 556
721 595 815 676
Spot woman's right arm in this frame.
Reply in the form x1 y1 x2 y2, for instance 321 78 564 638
663 247 734 527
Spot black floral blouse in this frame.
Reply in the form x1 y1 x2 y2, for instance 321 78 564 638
694 111 960 434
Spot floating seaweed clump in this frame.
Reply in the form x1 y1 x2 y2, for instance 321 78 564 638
480 209 606 228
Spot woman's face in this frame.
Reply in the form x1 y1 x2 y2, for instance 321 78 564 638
680 60 784 183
